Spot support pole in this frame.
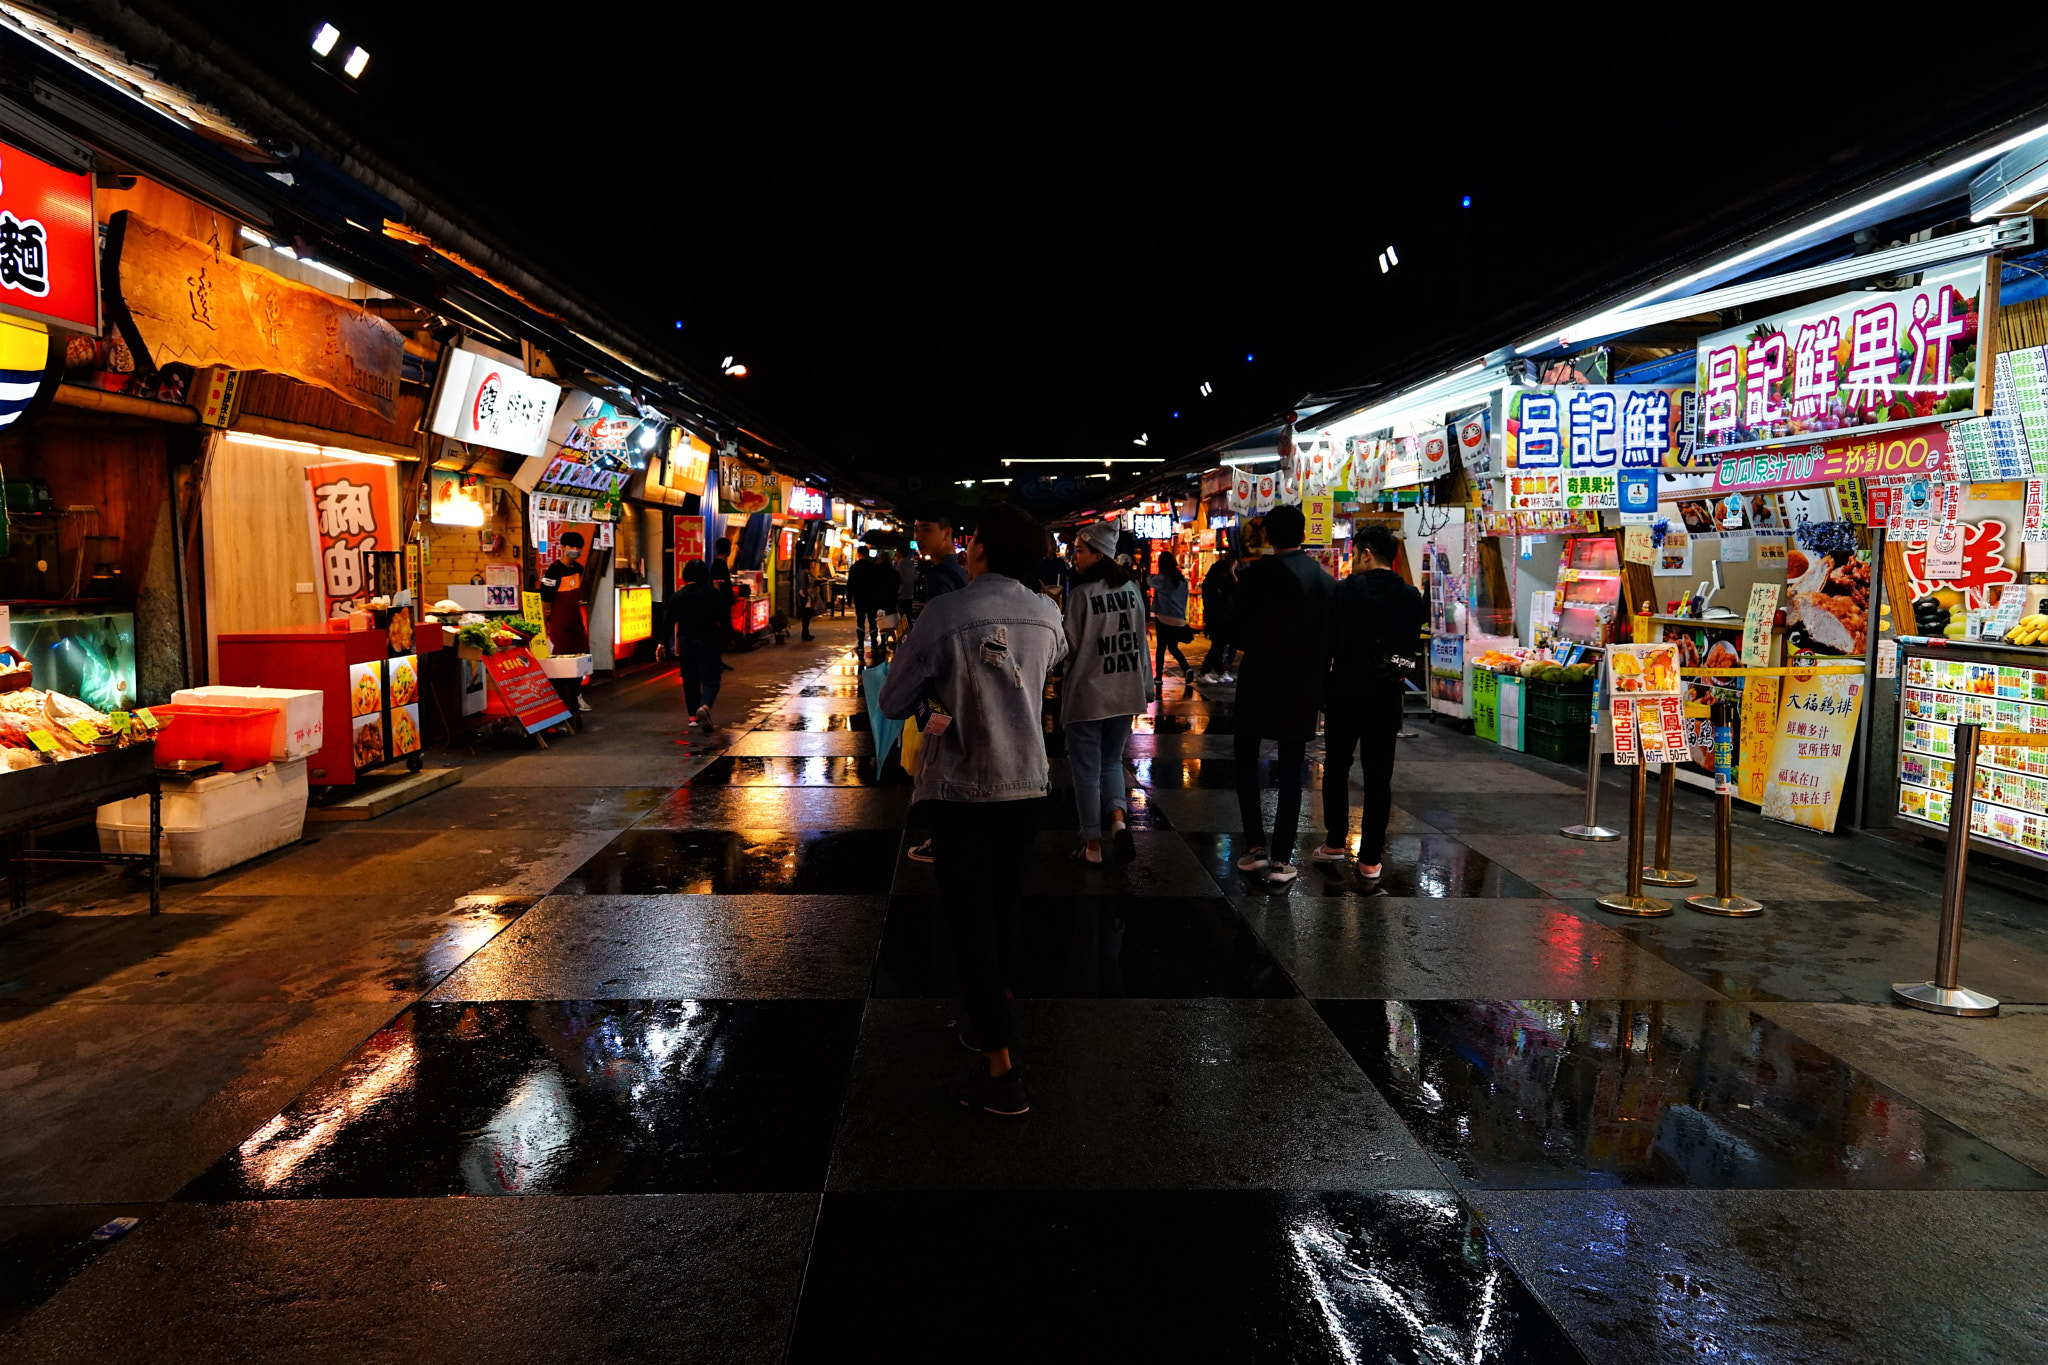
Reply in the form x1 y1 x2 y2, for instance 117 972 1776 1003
1562 685 1619 842
1688 701 1761 916
1640 758 1698 886
1892 723 1998 1016
1597 760 1671 917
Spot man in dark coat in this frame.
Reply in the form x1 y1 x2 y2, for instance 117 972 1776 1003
1314 522 1425 887
1228 504 1334 886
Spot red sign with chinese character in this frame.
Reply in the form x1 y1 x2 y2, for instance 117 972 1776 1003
303 461 399 619
0 140 96 332
482 646 572 733
673 515 705 592
1708 423 1950 497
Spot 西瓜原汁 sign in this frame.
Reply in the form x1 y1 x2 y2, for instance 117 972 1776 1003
111 213 404 420
0 140 97 334
1708 424 1951 495
1696 257 1994 455
1505 386 1702 472
430 347 562 457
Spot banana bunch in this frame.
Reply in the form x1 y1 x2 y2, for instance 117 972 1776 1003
2005 613 2048 647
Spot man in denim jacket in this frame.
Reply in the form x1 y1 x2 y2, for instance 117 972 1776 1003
881 503 1065 1115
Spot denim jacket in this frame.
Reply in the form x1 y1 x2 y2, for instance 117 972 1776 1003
880 573 1066 803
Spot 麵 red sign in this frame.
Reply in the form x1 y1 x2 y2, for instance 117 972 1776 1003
483 647 571 733
304 461 399 619
0 141 96 332
1709 423 1950 496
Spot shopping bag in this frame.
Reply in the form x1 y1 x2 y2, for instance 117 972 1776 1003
877 612 899 635
899 716 925 775
861 661 903 762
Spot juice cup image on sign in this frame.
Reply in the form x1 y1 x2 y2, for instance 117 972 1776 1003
1609 642 1683 697
348 661 383 718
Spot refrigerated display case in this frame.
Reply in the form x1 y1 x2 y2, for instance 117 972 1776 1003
7 610 136 714
1554 535 1624 645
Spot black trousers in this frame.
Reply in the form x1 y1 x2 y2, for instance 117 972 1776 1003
932 798 1039 1051
1323 688 1403 863
855 604 879 644
1235 728 1306 861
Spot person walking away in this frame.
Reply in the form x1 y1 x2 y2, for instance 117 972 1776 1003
894 546 919 631
1148 550 1194 685
795 555 822 641
540 531 594 712
1315 523 1424 886
880 504 1066 1116
1228 506 1334 886
1062 520 1152 866
667 559 726 731
851 546 886 663
1198 551 1240 684
710 537 738 668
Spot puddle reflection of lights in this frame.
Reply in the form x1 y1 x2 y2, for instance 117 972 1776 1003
238 1032 417 1189
465 1062 574 1193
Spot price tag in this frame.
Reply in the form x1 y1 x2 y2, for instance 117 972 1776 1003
27 729 58 753
66 720 100 744
135 708 160 731
109 711 131 733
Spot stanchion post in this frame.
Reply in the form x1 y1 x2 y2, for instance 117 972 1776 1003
1641 757 1697 887
1562 682 1619 842
1597 758 1671 917
1892 722 1998 1016
1688 701 1761 916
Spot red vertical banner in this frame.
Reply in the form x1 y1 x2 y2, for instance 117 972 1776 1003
673 515 705 591
304 461 400 619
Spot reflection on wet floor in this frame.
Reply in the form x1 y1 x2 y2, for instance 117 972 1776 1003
560 828 902 894
793 684 862 697
1320 998 2048 1191
961 788 1172 832
872 894 1292 999
1184 834 1544 898
183 999 862 1199
1131 756 1325 789
790 1188 1583 1362
690 756 881 786
751 710 865 731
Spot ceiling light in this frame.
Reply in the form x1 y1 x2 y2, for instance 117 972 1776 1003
1461 195 1472 208
311 23 340 55
1378 253 1389 274
1386 245 1399 265
1133 434 1148 446
723 361 748 377
1246 353 1254 362
1199 382 1213 396
343 46 369 78
721 356 733 368
1220 453 1280 466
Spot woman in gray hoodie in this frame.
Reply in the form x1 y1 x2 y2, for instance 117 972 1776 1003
1061 519 1154 866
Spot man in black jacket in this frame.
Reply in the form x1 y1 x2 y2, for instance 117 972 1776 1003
1314 523 1425 886
1228 505 1335 886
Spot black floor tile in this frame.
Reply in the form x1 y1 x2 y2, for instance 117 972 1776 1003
957 787 1172 832
1185 833 1544 898
872 894 1290 998
688 755 882 786
560 828 901 894
1133 755 1324 789
1317 998 2048 1191
182 999 864 1198
788 1189 1582 1362
636 786 913 831
0 1206 147 1332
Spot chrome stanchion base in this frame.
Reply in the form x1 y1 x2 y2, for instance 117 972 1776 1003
1687 893 1762 917
1596 892 1672 917
1561 824 1621 842
1891 981 1999 1017
1641 866 1699 887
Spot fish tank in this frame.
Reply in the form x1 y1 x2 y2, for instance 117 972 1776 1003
8 610 137 713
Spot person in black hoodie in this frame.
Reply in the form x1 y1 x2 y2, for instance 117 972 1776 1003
1314 523 1425 886
667 558 727 731
1228 505 1334 886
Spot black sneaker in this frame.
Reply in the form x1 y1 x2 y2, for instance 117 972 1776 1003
944 1063 1029 1116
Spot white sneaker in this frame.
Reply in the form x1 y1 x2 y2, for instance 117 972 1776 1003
1236 848 1271 872
1198 673 1223 685
696 705 712 731
577 696 592 713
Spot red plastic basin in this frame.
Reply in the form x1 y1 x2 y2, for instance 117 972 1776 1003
150 703 276 772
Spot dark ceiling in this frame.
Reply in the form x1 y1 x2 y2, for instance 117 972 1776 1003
145 8 2048 489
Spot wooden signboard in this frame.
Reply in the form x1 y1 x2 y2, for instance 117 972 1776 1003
107 212 404 422
482 646 571 733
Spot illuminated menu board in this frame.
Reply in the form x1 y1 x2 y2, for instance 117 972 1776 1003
1896 649 2048 862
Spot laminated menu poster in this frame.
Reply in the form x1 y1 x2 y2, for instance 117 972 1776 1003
1760 671 1865 831
483 647 572 733
1897 653 2048 859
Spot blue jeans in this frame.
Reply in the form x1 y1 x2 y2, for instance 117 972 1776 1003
679 634 723 714
1065 715 1134 840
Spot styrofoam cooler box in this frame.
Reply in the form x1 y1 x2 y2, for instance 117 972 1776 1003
97 759 309 879
539 653 593 679
172 686 325 760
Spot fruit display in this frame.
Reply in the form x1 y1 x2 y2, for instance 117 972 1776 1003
1471 648 1597 687
2004 613 2048 647
1910 594 1956 638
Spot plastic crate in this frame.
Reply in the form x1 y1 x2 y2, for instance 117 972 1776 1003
1525 716 1589 765
1525 680 1594 728
149 703 276 772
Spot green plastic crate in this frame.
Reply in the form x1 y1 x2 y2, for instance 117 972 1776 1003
1526 681 1593 728
1525 716 1589 765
